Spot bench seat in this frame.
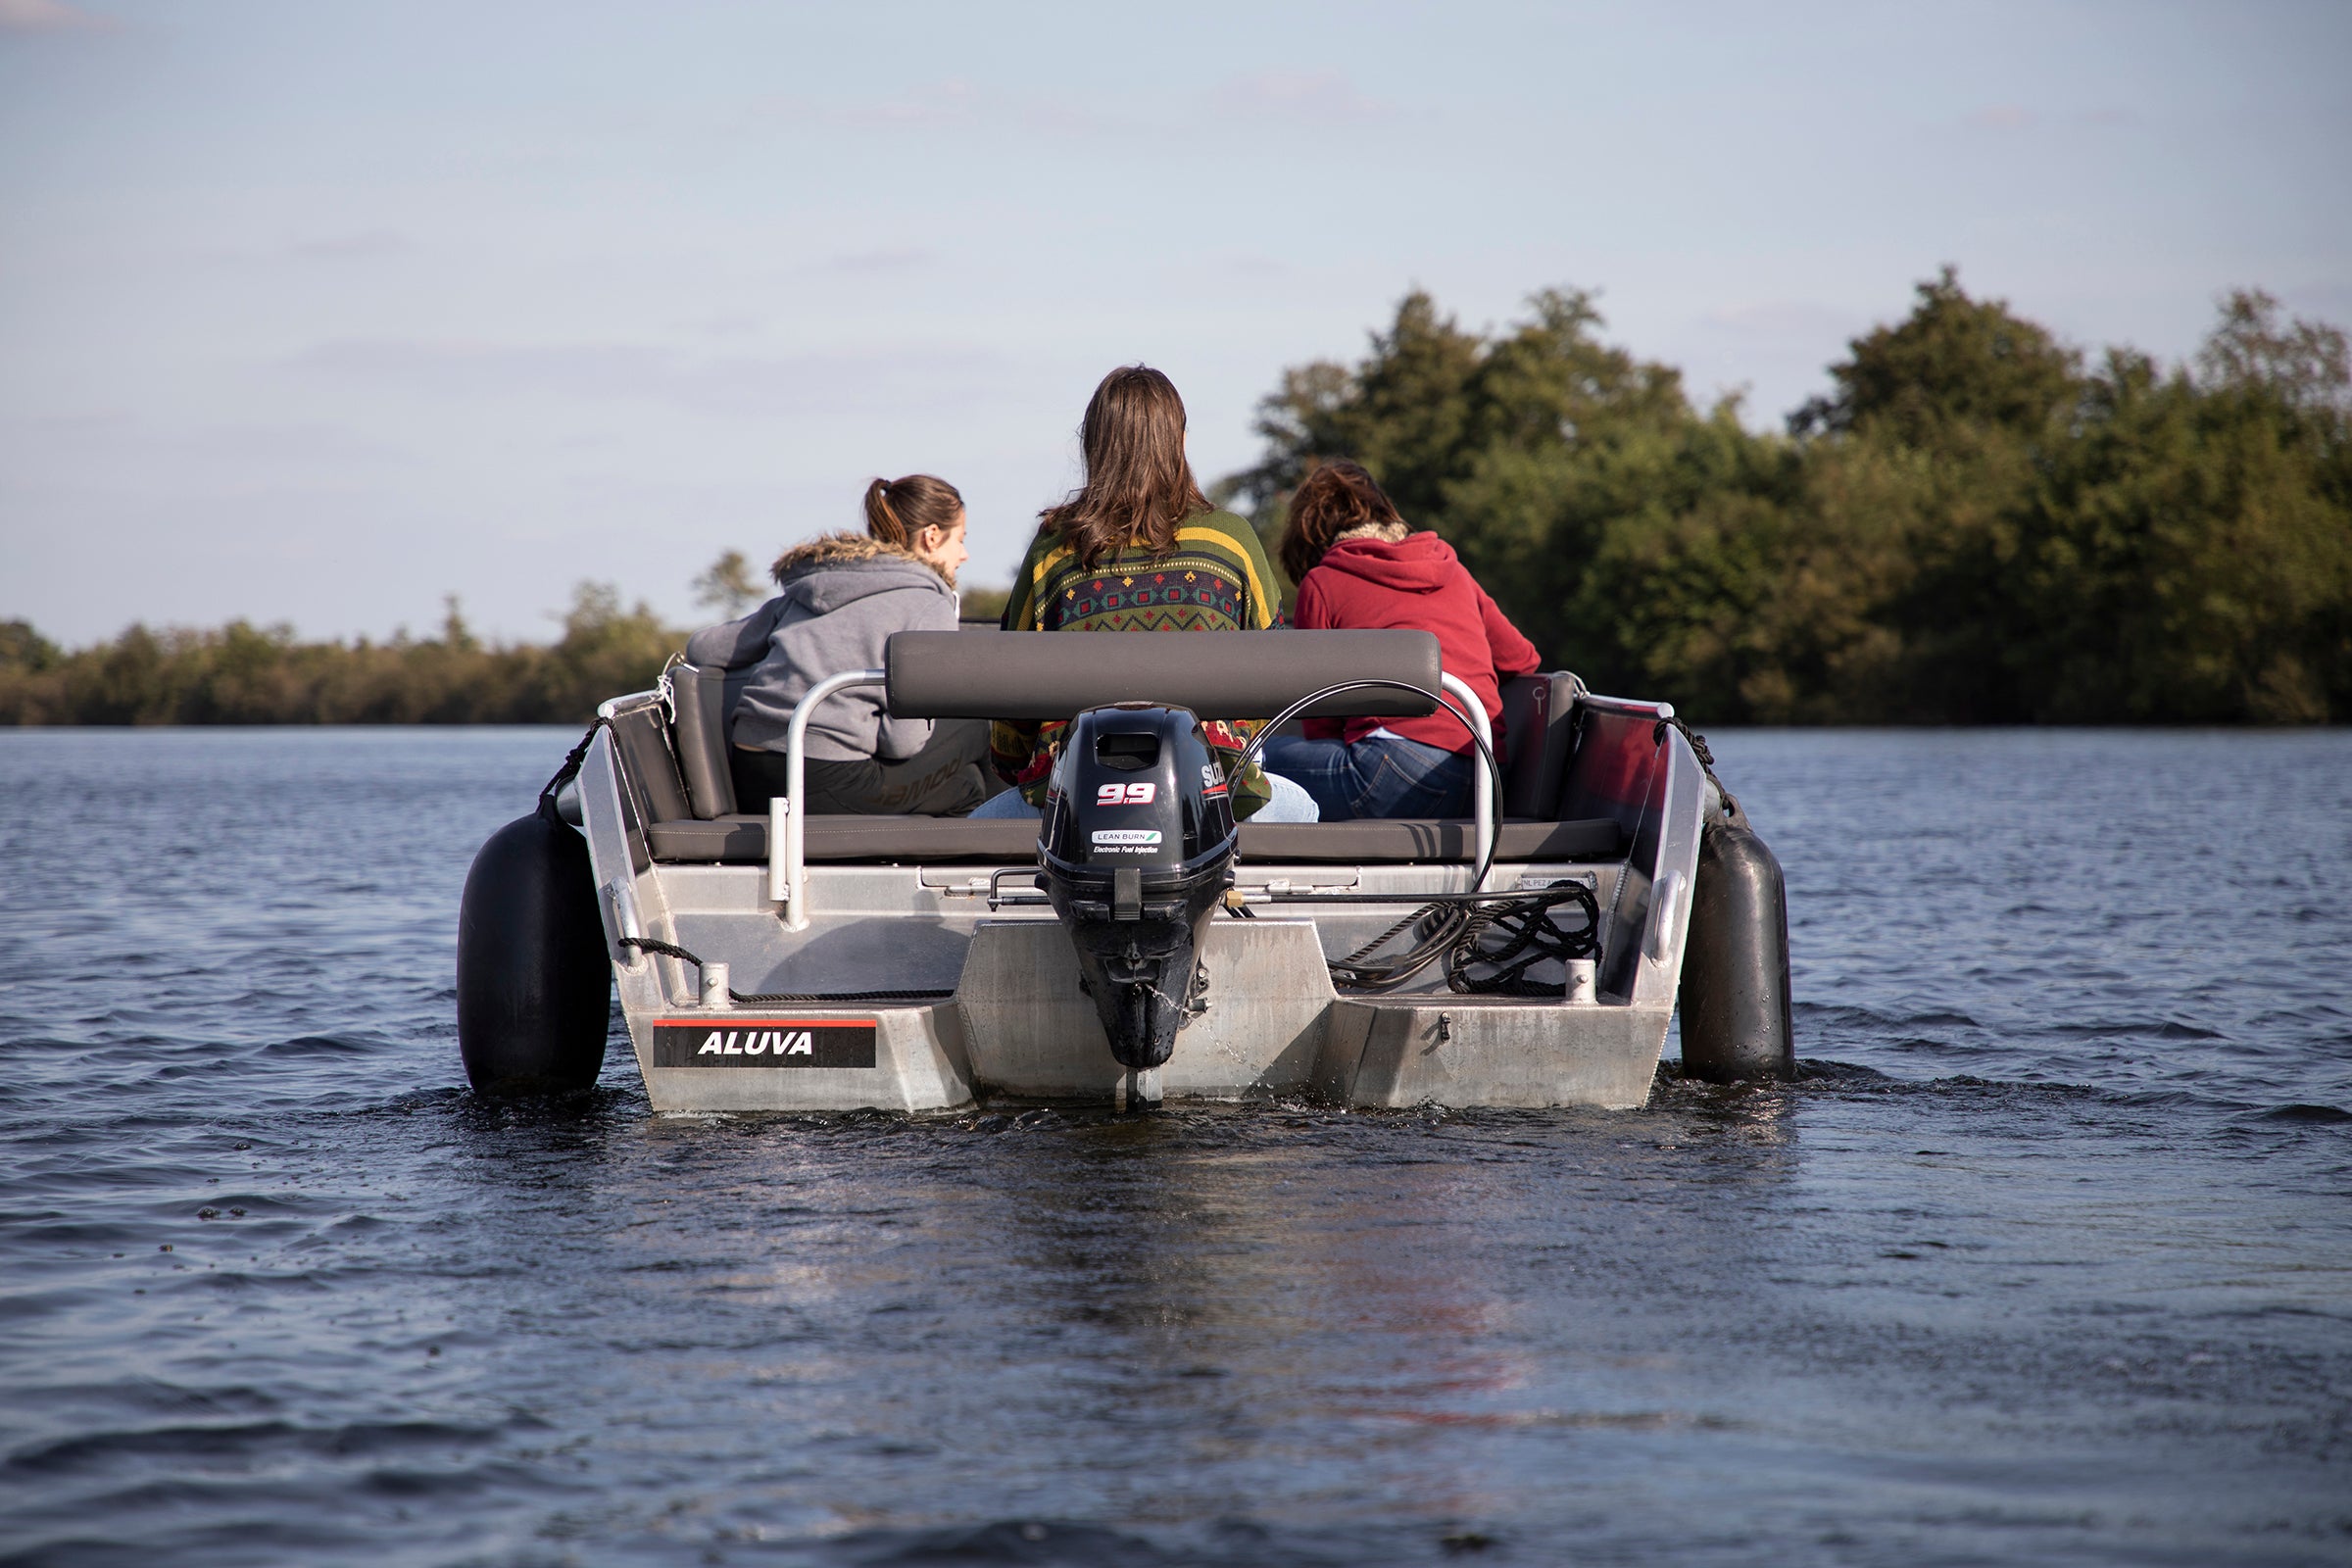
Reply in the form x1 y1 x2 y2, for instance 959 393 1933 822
645 813 1624 865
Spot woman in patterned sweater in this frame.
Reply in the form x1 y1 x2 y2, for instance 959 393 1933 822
975 365 1317 822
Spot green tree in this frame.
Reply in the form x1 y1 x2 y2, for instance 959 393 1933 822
1790 265 2082 445
692 550 764 618
527 581 680 720
1226 273 2352 724
1994 303 2352 722
0 620 59 671
1225 286 1799 702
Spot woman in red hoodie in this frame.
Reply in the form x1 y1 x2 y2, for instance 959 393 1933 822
1263 462 1542 819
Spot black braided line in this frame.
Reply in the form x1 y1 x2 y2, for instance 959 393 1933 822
1446 883 1600 997
1654 713 1742 824
537 717 611 818
1325 882 1601 996
616 935 699 962
1447 909 1556 995
614 936 951 1005
1328 904 1469 992
729 988 956 1004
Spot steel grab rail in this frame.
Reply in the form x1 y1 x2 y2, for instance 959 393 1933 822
770 668 888 931
768 666 1494 929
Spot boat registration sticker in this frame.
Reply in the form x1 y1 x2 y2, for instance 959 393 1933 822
650 1018 877 1069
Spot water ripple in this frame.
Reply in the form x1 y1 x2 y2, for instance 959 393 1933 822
0 727 2348 1566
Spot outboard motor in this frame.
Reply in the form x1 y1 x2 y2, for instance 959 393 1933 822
1039 704 1239 1072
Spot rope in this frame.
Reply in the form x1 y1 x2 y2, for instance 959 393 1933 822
732 989 956 1004
1446 881 1599 997
1328 905 1446 991
1655 714 1742 824
614 935 952 1005
1322 880 1600 996
537 717 611 821
1236 676 1508 989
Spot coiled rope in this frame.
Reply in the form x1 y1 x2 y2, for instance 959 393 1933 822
1323 880 1601 996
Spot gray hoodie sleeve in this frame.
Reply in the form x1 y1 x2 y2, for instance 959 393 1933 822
684 600 786 671
869 584 959 760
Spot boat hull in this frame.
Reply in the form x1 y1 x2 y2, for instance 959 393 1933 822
621 917 1670 1114
572 683 1708 1114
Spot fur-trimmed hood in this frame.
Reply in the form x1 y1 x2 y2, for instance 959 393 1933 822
771 531 951 588
684 530 958 759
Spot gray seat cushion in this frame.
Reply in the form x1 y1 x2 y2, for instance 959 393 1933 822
886 628 1445 720
645 813 1624 865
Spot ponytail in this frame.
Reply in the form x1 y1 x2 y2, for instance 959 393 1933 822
863 473 962 549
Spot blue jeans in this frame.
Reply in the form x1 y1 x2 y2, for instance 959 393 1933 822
1260 733 1474 820
971 770 1320 822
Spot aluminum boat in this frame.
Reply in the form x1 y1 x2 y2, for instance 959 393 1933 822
460 626 1789 1111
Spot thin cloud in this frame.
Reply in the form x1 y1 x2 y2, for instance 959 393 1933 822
1964 104 2035 131
1210 69 1391 122
1700 301 1862 339
289 229 409 261
854 76 979 127
1965 104 2136 133
750 79 1134 140
291 338 1007 417
678 310 766 340
0 0 110 31
755 78 981 130
810 247 935 275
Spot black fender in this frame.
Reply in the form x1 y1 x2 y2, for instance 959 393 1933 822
456 806 612 1094
1680 822 1794 1082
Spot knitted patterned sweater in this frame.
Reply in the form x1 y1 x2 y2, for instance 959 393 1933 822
990 509 1285 813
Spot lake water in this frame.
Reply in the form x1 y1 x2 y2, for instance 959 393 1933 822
1 727 2347 1567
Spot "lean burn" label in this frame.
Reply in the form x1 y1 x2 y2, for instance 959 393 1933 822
649 1018 877 1069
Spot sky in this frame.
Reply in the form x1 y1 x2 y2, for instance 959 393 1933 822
2 1 2347 648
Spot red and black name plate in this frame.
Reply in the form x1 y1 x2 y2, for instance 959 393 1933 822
650 1018 878 1069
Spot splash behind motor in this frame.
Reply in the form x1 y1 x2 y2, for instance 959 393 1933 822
1038 704 1239 1069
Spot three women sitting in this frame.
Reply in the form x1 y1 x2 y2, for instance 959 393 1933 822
685 474 1000 817
691 370 1536 826
1262 461 1541 821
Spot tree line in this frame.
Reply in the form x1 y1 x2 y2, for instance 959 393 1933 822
0 586 676 726
4 270 2344 726
1224 272 2351 723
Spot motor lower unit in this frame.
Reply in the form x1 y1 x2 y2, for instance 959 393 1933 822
1037 704 1239 1070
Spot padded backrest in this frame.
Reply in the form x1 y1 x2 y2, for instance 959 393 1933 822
667 663 737 819
1499 670 1587 819
886 629 1443 721
607 704 689 865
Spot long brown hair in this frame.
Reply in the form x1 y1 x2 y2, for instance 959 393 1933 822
1040 366 1209 566
862 473 963 548
1277 460 1407 582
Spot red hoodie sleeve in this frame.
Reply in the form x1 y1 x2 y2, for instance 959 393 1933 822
1292 568 1335 631
1476 582 1543 678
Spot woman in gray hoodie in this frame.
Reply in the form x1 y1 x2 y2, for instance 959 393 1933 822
685 474 998 816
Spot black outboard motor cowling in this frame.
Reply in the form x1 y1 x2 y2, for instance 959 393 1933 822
1039 704 1239 1070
